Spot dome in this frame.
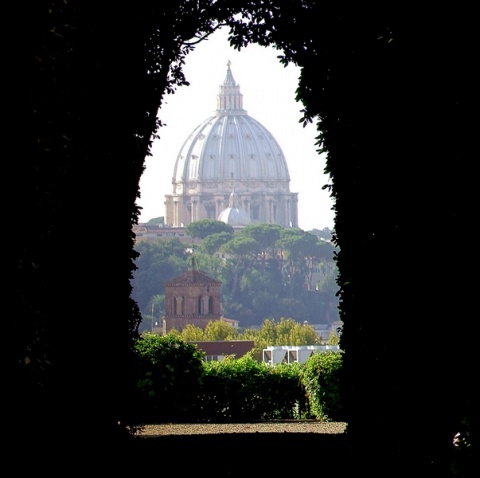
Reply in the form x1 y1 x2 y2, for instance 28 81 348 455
165 61 298 228
217 189 251 227
173 62 290 186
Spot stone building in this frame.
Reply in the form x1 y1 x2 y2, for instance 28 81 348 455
164 61 299 228
162 268 222 334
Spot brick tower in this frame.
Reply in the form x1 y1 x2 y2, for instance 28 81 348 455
162 268 222 334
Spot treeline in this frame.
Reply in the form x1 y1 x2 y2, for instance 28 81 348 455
168 316 340 361
131 220 339 330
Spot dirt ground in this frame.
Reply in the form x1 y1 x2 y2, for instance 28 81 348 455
130 423 352 475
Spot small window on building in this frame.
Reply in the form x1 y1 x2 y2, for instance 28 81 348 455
174 296 184 315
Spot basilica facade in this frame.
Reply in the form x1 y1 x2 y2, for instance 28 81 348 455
164 61 299 228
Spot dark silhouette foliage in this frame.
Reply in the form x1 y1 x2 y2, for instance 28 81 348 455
8 1 478 475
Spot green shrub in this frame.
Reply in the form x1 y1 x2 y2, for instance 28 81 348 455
300 351 344 421
197 355 308 422
133 333 205 423
266 362 311 419
133 335 343 423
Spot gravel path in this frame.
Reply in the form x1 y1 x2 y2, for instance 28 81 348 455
136 421 347 437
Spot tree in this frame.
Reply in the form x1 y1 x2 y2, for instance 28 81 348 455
199 231 234 255
275 317 319 345
138 293 165 334
179 324 205 341
131 239 189 314
300 351 343 421
134 333 205 423
219 235 258 298
185 219 234 240
242 317 320 360
147 217 164 225
187 250 225 278
245 317 319 347
310 228 334 241
131 230 338 328
328 331 340 345
238 223 283 271
277 229 323 295
277 298 311 324
204 320 239 341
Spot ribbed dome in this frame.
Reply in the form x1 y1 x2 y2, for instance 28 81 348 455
172 61 290 188
164 61 298 229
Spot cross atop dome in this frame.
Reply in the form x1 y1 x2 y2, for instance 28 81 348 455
165 63 298 229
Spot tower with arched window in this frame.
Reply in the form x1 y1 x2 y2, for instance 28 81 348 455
162 269 222 334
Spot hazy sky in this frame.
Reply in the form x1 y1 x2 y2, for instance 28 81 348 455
137 28 335 231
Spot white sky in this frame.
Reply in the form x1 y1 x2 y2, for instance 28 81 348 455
137 28 335 231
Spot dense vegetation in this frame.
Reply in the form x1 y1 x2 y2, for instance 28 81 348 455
171 316 339 361
133 333 343 424
11 2 477 476
132 221 339 328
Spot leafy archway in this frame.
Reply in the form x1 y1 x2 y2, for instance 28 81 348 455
11 2 477 475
